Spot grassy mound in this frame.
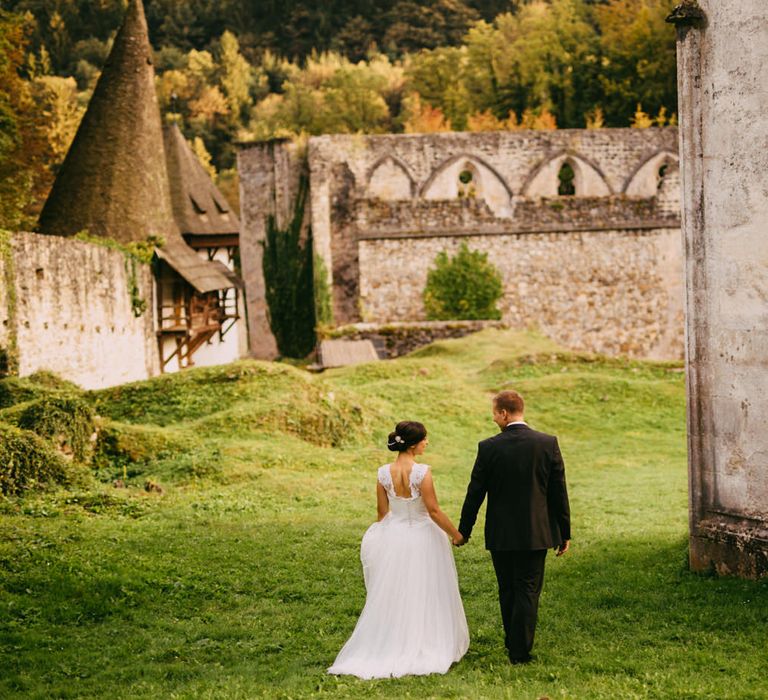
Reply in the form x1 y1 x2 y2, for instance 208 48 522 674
0 423 71 495
95 421 197 468
90 360 374 445
93 420 206 484
2 395 96 463
0 371 81 409
85 360 375 488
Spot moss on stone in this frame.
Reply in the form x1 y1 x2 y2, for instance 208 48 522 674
313 252 334 331
73 232 163 317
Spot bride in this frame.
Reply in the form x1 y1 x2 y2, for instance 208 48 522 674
328 421 469 679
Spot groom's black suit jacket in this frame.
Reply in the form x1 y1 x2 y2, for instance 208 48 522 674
458 424 571 551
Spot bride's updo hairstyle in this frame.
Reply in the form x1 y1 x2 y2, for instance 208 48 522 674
387 421 427 452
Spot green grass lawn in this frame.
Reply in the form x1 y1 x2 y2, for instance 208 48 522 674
1 329 767 699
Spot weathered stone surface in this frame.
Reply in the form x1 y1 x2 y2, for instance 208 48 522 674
236 140 290 359
358 228 683 359
319 339 379 368
330 320 508 359
5 232 159 389
239 128 683 359
676 0 768 577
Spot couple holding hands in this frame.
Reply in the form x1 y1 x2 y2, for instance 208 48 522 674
328 390 571 679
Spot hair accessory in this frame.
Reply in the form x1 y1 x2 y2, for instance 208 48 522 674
394 435 404 444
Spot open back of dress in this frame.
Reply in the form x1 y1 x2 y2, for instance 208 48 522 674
327 463 469 679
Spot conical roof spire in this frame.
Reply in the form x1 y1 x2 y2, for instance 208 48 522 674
38 0 177 243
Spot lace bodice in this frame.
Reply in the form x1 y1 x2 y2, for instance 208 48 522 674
377 463 429 500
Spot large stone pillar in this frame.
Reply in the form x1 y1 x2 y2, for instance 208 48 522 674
670 0 768 577
237 139 306 358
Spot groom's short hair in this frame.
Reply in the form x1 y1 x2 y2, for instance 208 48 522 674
494 390 524 415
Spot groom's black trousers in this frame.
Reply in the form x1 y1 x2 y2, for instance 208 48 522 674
490 549 547 660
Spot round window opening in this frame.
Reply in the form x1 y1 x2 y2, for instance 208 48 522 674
458 169 474 184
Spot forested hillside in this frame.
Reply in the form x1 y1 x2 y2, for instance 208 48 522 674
4 0 514 65
0 0 676 230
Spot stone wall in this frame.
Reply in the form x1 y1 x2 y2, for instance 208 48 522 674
1 232 159 389
330 320 508 359
237 139 300 359
304 128 681 333
238 128 683 359
359 227 683 359
673 0 768 577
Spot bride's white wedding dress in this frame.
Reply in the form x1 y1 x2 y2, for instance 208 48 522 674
328 463 469 679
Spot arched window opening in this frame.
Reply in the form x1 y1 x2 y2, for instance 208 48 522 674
458 165 478 199
557 161 576 196
657 162 669 190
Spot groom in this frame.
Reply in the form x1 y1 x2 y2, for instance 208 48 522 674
456 390 570 664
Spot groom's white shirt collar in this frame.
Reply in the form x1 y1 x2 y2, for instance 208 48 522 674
506 421 528 427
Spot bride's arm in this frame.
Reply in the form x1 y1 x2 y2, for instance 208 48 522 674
376 482 389 521
420 471 462 543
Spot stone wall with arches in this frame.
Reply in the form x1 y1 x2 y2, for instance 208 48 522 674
240 127 683 358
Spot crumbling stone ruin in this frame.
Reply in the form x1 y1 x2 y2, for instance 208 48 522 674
239 127 683 359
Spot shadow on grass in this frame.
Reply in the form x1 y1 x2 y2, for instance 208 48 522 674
1 519 766 699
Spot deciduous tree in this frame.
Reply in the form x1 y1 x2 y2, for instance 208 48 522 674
0 10 48 229
595 0 677 126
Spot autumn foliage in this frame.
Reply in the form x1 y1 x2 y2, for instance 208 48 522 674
0 0 679 228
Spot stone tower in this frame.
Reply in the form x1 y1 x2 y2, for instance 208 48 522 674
38 0 176 243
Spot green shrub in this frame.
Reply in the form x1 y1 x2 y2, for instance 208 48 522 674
0 346 9 377
0 379 44 409
0 400 32 425
0 423 71 495
16 395 96 462
423 242 504 320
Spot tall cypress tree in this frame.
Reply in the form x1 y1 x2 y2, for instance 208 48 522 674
262 173 317 359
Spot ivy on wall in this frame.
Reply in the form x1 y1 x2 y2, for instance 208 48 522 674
0 230 19 377
262 173 318 359
313 252 334 333
73 232 163 317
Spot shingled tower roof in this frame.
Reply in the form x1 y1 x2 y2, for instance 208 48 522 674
38 0 177 243
163 123 240 240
